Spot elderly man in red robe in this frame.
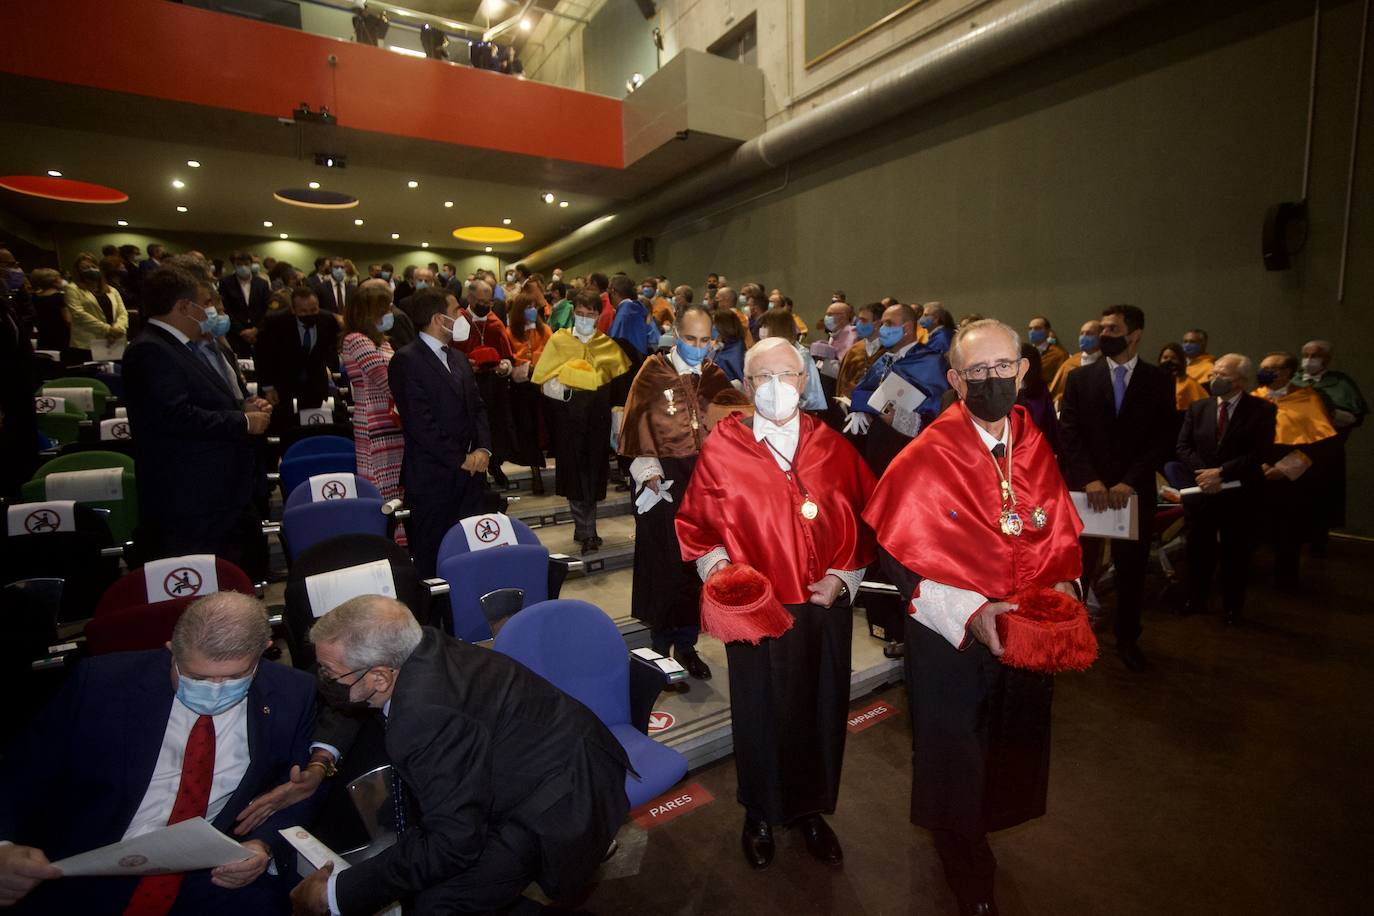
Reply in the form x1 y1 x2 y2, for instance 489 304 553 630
864 319 1083 916
676 337 876 872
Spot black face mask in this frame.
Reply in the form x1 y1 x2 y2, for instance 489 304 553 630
298 314 318 329
1098 334 1129 358
317 667 375 714
1159 359 1183 377
472 302 491 317
963 376 1019 423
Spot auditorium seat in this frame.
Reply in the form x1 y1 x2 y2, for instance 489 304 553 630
281 474 387 563
84 597 195 655
20 451 139 544
279 448 359 499
282 434 355 463
41 376 112 420
34 402 85 448
3 502 121 625
436 514 558 643
93 555 255 616
493 599 688 808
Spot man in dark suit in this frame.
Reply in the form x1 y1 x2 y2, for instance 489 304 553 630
393 267 436 327
219 250 273 357
1176 353 1277 624
1059 303 1176 671
310 258 351 315
291 596 629 916
123 264 272 567
388 287 491 578
255 286 337 432
0 593 317 914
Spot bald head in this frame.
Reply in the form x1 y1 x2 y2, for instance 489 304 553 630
715 286 738 309
949 319 1021 370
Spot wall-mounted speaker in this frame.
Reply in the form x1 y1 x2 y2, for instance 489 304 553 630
633 236 655 264
1262 200 1308 271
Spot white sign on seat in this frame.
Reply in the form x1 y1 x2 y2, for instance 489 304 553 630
44 467 124 502
308 473 357 502
42 387 95 413
299 407 332 427
246 382 259 397
237 358 256 373
458 513 519 551
34 396 66 414
7 500 77 536
305 560 397 618
144 554 220 601
100 418 134 441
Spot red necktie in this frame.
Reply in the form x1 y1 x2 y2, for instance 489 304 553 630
123 715 216 916
1216 398 1229 442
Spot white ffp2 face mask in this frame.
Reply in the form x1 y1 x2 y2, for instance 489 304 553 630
443 314 471 343
573 315 597 340
753 376 800 422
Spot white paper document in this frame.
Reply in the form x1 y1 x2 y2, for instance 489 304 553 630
635 478 674 515
279 827 403 916
869 372 927 416
1070 492 1139 540
1178 481 1242 497
53 817 247 877
89 338 127 361
306 559 397 618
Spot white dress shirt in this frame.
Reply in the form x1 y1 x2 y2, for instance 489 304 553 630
419 330 450 370
692 411 864 596
121 696 251 841
239 277 253 310
629 349 702 486
863 337 881 358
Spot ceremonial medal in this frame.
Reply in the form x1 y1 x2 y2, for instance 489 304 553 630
1030 506 1048 529
663 388 677 415
801 499 819 520
1000 509 1023 537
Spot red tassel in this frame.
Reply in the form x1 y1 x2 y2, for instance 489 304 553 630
700 564 795 645
995 586 1099 674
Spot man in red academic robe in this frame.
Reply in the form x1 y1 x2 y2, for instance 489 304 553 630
448 282 517 489
676 337 876 871
864 319 1082 916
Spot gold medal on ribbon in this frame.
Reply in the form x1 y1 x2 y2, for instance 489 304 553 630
999 509 1023 537
1030 506 1048 529
801 499 819 520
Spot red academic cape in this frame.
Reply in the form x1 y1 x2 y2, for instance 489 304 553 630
450 311 514 369
864 403 1082 600
676 412 877 605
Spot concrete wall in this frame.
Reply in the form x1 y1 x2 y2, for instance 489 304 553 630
554 0 1374 534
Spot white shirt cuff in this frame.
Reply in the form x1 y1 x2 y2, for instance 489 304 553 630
694 546 730 582
629 456 665 486
825 567 865 599
327 870 341 916
910 579 988 649
310 742 341 764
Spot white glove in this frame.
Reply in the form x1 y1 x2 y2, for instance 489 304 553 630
541 378 569 401
843 411 872 435
512 362 530 383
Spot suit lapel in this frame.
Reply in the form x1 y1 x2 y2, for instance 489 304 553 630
122 657 176 831
422 340 468 398
214 676 272 832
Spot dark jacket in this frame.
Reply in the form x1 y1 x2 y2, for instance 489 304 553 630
0 650 317 913
388 337 491 498
1176 393 1277 486
255 310 338 412
1059 355 1177 497
335 629 630 916
218 274 272 357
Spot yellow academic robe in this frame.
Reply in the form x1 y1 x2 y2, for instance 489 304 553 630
1252 385 1336 445
1175 376 1209 411
1049 352 1086 403
1186 354 1215 385
531 329 630 391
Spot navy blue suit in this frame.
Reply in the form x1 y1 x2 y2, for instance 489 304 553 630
218 274 273 357
388 336 491 577
0 650 318 915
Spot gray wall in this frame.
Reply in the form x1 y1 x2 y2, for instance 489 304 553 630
559 0 1374 534
583 0 661 98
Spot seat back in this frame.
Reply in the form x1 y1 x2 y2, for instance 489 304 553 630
22 452 138 543
284 473 381 511
4 503 119 624
85 598 195 655
283 435 355 464
436 514 541 563
281 453 361 500
283 534 430 669
94 556 255 616
35 405 85 448
493 599 630 728
42 377 112 419
438 544 549 643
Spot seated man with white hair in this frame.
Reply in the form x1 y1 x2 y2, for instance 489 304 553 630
0 592 317 914
290 595 630 916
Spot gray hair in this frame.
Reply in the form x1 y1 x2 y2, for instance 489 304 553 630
1216 352 1255 384
1303 339 1333 357
714 286 738 308
949 319 1021 369
310 595 422 670
466 278 492 299
171 592 271 663
743 335 804 378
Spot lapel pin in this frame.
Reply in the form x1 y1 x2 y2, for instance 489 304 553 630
262 705 271 715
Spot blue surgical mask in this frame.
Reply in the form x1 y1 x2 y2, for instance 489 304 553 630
235 264 251 280
249 263 261 274
1028 328 1048 345
175 662 255 717
414 280 429 290
573 314 597 338
642 287 655 299
918 315 937 330
854 319 874 340
823 315 838 333
1079 334 1100 353
677 338 709 367
877 324 904 348
200 306 230 338
524 306 539 324
377 312 395 333
331 267 346 282
1182 342 1202 358
380 271 392 281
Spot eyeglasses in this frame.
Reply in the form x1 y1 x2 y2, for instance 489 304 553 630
748 370 804 386
317 664 369 685
956 359 1020 382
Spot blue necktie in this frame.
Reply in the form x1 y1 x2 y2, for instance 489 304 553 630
1113 364 1128 414
302 325 313 353
878 353 896 381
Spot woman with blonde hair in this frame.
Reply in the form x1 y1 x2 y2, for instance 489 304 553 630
341 279 405 541
64 251 127 361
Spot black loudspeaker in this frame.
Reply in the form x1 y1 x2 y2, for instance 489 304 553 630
632 236 655 264
634 0 657 18
1262 200 1307 271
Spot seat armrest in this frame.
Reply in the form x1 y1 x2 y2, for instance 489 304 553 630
425 578 451 598
547 553 575 598
628 648 686 733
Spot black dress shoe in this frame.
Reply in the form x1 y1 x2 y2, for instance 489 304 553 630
676 647 712 680
1117 642 1147 672
741 818 774 869
959 901 999 916
798 814 843 865
589 535 603 550
578 539 592 556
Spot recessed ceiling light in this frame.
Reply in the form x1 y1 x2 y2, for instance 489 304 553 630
444 200 454 208
421 242 430 248
484 246 493 252
172 179 185 189
279 232 289 239
502 217 512 225
176 205 188 212
186 160 201 168
559 200 569 208
46 169 62 178
391 232 400 240
263 220 273 227
354 218 364 226
540 192 555 204
116 219 129 227
407 180 419 189
308 181 321 190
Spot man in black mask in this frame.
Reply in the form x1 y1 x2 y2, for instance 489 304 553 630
255 286 338 433
1058 304 1175 672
